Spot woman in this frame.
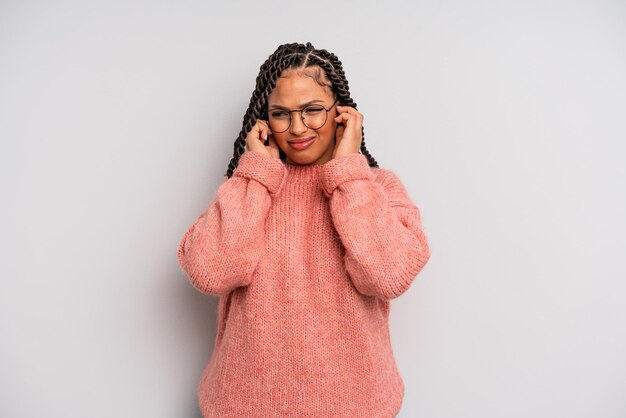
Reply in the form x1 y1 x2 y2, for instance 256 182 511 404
178 42 431 417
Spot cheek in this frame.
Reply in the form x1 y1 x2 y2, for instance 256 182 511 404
274 133 289 145
325 122 337 141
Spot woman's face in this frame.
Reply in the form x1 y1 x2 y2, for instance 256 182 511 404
267 67 338 166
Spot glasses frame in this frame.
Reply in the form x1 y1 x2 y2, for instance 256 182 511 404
267 98 339 133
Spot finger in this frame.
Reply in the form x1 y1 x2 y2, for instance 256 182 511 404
262 121 273 136
336 105 355 114
262 127 269 142
334 113 349 123
336 110 363 122
255 122 268 141
251 123 263 140
336 106 363 121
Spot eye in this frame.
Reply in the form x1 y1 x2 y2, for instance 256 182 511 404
303 107 324 115
271 111 288 118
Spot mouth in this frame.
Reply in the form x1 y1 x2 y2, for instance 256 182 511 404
288 136 316 144
287 136 316 151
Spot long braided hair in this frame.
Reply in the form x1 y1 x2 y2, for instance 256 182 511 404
224 42 379 178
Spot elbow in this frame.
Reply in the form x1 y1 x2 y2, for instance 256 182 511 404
399 236 431 293
178 255 251 297
411 235 431 275
377 268 421 300
186 270 244 297
177 236 256 297
352 269 416 301
382 226 432 299
348 237 431 300
384 234 432 299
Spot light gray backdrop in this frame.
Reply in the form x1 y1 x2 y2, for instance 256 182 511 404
1 1 625 417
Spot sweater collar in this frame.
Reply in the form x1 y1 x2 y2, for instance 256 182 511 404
284 159 324 172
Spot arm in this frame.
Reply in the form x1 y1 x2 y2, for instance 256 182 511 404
177 151 286 296
320 153 431 300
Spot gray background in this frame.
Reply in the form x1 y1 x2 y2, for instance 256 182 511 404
1 1 625 417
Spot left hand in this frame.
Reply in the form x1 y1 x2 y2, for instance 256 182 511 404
332 105 363 159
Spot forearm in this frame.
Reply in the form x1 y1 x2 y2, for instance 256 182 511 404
178 151 286 296
320 153 431 300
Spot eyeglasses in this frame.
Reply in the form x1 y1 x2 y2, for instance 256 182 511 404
267 99 338 133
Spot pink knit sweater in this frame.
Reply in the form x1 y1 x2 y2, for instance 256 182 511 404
178 151 431 417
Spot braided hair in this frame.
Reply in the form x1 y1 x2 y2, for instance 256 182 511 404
224 42 379 178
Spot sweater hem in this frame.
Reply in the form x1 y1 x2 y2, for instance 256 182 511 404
198 394 403 418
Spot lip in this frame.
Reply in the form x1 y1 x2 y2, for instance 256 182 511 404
288 136 316 144
287 136 316 151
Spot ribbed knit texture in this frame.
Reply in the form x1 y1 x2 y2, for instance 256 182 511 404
178 151 431 418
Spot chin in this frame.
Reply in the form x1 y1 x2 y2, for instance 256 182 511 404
285 153 312 165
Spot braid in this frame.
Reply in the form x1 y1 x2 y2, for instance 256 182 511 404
306 50 379 169
225 42 379 178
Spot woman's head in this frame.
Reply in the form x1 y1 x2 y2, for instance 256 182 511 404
225 42 379 178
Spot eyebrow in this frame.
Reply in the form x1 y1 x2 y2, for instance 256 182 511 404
268 99 324 110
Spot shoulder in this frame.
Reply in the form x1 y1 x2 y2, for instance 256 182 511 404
371 166 398 188
371 167 415 208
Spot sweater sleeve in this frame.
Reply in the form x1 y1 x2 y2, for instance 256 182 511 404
319 153 431 300
177 151 287 297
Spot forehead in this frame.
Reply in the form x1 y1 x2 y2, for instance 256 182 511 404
268 68 333 106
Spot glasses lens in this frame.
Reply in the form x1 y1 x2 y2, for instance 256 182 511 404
302 106 327 130
269 110 291 133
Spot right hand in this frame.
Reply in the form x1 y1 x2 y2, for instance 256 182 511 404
245 119 281 159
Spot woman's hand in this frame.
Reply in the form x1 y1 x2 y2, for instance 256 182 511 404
332 105 363 159
245 119 281 159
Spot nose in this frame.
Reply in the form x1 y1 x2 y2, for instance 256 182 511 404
289 113 308 136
